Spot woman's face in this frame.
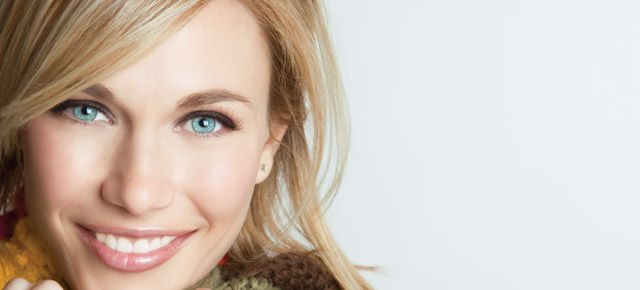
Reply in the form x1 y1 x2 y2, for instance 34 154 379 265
20 1 282 289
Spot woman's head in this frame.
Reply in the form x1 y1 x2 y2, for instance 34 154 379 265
16 1 280 288
1 0 366 289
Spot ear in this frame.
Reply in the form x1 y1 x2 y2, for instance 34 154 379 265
255 122 288 184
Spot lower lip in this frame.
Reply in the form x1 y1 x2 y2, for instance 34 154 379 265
77 225 193 272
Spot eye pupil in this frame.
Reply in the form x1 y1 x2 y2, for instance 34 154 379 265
191 117 217 134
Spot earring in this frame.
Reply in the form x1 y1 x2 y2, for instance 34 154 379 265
260 163 267 171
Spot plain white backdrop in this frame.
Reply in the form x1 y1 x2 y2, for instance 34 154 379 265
323 0 640 289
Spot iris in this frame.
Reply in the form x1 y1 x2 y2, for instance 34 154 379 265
72 106 98 121
191 117 217 134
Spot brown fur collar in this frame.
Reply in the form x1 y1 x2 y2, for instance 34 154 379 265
220 251 341 290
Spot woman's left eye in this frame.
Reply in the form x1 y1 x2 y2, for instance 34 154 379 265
189 116 221 134
178 111 236 137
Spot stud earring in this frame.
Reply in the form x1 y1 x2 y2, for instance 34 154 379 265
260 163 267 171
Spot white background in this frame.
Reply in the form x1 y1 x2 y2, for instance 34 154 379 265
324 0 640 289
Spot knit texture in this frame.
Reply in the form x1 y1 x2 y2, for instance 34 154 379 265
187 268 279 290
0 217 341 290
221 252 341 290
0 218 60 286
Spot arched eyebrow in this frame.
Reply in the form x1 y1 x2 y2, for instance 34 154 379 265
81 83 253 109
178 89 253 109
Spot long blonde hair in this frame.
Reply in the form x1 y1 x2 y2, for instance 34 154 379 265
0 1 372 289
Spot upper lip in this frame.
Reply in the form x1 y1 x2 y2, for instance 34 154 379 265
79 224 194 239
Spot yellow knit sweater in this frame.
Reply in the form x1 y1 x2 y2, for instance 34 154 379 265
0 218 61 286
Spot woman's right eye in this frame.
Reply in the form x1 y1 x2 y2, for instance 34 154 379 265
51 100 111 124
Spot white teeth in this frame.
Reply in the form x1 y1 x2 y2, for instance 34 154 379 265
149 238 161 250
160 236 175 246
117 237 133 253
94 232 177 254
132 239 150 254
105 234 117 250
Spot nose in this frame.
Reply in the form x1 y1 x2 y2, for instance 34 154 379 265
101 131 175 216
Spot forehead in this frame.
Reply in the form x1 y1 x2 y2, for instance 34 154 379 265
100 0 270 110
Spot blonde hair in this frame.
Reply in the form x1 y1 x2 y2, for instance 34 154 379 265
0 1 373 289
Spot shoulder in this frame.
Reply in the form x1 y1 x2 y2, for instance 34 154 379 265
195 251 342 290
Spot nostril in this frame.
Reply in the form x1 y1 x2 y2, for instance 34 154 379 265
101 177 176 217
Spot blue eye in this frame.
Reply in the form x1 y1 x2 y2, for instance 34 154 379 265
191 117 219 134
50 100 111 124
69 104 109 123
72 105 98 121
180 111 238 137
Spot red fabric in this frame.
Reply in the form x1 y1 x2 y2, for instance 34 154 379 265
0 189 26 239
0 210 20 239
218 254 229 266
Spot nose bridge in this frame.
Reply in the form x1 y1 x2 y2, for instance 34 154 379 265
102 127 174 216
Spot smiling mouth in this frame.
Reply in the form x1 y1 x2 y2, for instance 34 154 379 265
95 232 176 254
77 224 194 272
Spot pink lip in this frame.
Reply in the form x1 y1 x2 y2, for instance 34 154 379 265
77 224 195 272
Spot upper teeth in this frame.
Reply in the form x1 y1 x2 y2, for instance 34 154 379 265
95 233 176 254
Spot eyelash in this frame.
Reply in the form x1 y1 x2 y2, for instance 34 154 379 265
49 99 241 138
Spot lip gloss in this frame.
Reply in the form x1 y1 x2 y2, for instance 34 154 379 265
77 225 193 272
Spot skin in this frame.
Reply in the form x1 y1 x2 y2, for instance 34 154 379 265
9 1 286 289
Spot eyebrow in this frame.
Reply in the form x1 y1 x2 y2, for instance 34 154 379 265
81 83 253 108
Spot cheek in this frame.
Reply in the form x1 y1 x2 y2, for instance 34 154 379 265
22 118 107 216
179 142 261 223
